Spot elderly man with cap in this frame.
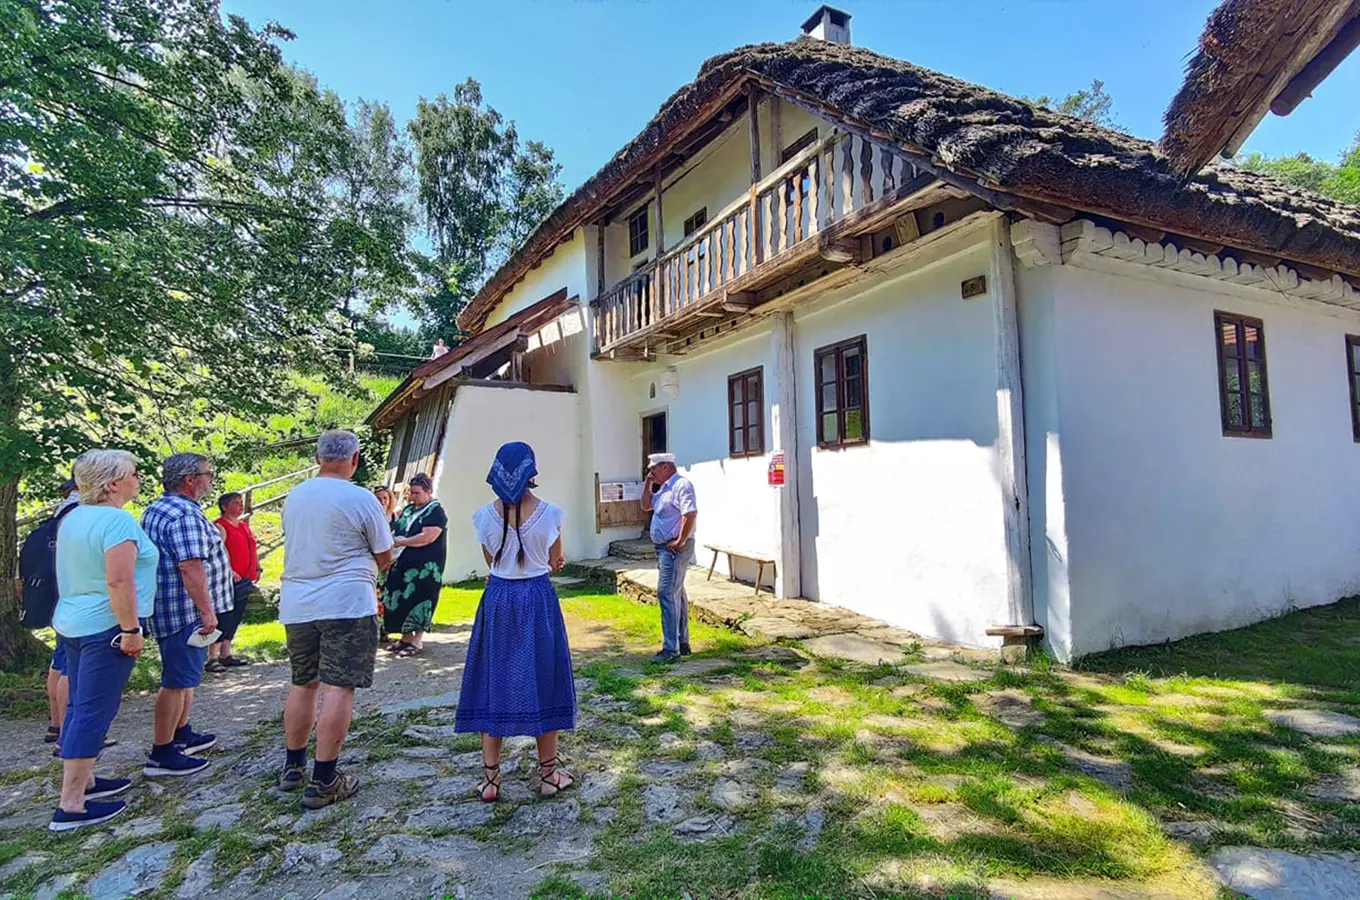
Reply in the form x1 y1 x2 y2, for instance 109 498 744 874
641 452 698 663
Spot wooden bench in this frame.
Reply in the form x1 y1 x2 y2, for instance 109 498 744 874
704 544 776 595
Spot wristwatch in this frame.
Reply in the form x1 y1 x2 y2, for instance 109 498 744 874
120 626 142 635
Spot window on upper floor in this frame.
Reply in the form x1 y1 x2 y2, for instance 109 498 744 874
781 128 818 164
1215 311 1271 438
728 367 764 458
628 205 649 257
815 336 869 448
1346 335 1360 442
683 207 708 237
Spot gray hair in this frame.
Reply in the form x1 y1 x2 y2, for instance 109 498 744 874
316 429 360 463
74 449 138 504
162 452 209 491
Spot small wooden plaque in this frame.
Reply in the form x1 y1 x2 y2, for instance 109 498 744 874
961 275 987 299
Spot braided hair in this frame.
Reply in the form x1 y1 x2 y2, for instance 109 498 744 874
493 480 535 566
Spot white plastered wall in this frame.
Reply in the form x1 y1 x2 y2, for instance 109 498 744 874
792 242 1011 648
433 384 583 582
1033 263 1360 659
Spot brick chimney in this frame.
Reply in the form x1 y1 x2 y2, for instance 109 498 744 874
801 5 852 45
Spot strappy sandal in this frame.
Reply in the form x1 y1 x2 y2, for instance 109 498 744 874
395 644 425 658
478 763 500 802
383 640 410 654
538 755 574 798
43 726 60 744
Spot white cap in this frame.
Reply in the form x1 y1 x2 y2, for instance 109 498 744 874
646 452 676 468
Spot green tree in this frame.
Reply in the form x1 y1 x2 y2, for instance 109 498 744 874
1027 79 1120 129
0 0 410 668
409 79 564 334
1238 133 1360 204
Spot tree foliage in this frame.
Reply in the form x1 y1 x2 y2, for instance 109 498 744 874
1026 79 1120 130
0 0 415 666
1238 134 1360 204
409 79 565 334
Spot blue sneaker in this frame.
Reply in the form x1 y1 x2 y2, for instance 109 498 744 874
49 800 126 832
143 749 210 778
86 777 132 800
173 728 216 755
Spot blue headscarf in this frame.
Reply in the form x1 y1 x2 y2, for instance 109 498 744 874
487 442 537 506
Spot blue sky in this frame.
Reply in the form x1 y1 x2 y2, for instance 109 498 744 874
223 0 1360 194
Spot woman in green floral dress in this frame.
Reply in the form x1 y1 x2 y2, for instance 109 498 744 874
381 473 447 656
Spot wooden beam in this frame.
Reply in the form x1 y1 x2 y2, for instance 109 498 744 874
654 163 665 260
596 224 606 296
1120 223 1166 244
988 216 1035 630
819 235 864 264
747 82 764 267
1177 235 1224 255
1273 15 1360 115
770 311 801 600
722 290 758 312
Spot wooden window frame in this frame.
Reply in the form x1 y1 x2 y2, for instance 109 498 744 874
1347 335 1360 442
683 207 708 237
1214 311 1272 439
814 335 870 449
727 367 765 458
627 204 649 257
780 128 818 164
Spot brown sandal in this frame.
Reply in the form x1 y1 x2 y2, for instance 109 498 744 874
538 756 574 798
479 763 500 802
395 644 425 658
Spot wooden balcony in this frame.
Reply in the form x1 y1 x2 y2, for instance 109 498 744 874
592 131 936 358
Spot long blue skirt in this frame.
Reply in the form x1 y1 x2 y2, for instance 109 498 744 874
455 574 577 737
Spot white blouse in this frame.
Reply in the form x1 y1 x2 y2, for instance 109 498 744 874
473 500 564 579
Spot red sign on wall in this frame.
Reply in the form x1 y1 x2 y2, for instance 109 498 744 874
768 452 786 486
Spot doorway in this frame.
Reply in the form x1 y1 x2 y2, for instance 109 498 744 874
641 411 668 474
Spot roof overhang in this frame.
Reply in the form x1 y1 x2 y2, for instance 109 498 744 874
368 288 576 431
1161 0 1360 174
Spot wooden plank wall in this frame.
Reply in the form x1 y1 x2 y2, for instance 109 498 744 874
383 384 454 486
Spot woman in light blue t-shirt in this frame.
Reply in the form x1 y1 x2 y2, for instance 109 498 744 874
48 449 156 833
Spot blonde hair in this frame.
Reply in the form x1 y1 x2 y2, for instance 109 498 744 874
73 449 138 504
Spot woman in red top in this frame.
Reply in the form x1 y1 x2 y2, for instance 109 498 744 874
211 492 261 671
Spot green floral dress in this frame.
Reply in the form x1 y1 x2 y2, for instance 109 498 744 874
381 501 448 634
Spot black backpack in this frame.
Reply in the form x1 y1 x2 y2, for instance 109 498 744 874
18 504 76 629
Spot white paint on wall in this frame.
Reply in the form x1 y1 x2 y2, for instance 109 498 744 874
791 243 1011 648
1042 264 1360 658
432 384 583 583
483 233 588 328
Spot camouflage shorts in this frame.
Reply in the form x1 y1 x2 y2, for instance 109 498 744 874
285 615 379 689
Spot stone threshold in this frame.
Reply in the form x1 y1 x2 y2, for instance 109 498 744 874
575 556 1000 665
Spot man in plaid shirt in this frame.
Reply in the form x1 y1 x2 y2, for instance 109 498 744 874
140 453 233 778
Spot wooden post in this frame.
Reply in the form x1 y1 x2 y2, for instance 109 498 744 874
653 164 665 261
770 311 801 600
596 224 605 297
244 488 254 517
747 83 763 266
988 217 1034 628
769 96 782 163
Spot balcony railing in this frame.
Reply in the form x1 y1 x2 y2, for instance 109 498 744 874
593 131 921 354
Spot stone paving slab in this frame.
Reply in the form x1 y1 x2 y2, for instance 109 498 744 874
1211 847 1360 899
576 557 999 663
1264 709 1360 738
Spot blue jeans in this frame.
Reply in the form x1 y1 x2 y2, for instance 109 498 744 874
655 540 695 654
58 627 135 759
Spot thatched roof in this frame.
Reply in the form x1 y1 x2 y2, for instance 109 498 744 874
1161 0 1360 174
459 37 1360 333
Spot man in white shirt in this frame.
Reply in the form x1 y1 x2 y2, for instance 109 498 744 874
277 430 393 810
641 453 698 663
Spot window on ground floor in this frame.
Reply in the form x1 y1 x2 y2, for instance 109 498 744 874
815 335 869 448
1347 335 1360 442
1215 311 1271 438
728 367 765 458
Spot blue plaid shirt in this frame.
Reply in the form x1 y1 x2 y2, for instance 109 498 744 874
140 492 233 639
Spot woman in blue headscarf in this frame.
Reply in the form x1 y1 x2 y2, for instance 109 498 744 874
455 442 576 801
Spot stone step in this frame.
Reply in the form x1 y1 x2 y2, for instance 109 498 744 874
609 538 656 560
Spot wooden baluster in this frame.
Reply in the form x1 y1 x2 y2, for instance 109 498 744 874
794 167 805 244
725 218 734 285
860 138 873 206
881 147 895 195
841 134 855 214
810 155 821 237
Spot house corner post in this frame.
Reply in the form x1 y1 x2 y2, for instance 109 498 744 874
771 311 801 599
989 217 1035 630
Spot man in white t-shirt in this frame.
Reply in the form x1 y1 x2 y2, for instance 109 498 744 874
276 430 393 810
